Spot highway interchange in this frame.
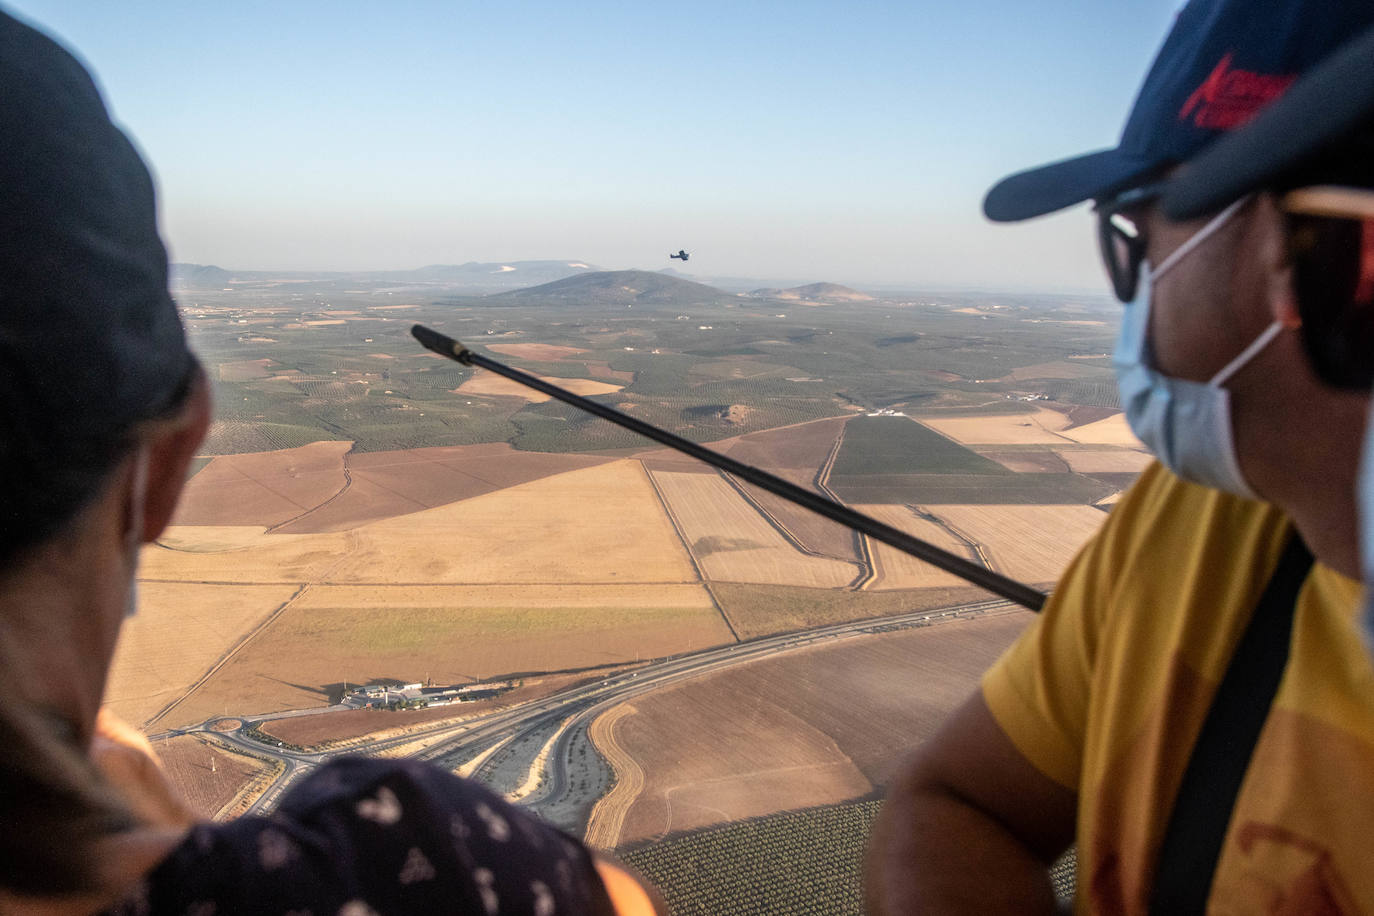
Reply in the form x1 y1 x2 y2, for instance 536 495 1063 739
158 598 1017 827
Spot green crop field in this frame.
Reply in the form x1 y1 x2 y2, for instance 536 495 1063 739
826 472 1115 505
831 416 1010 476
620 800 881 916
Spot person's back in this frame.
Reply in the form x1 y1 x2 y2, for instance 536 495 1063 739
0 10 657 914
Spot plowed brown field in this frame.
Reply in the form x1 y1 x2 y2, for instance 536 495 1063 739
279 444 612 533
170 441 351 527
587 610 1031 845
156 735 279 820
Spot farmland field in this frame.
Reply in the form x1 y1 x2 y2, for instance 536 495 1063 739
105 581 301 727
620 799 881 916
831 416 1010 476
113 282 1135 891
586 610 1030 845
712 583 989 639
917 407 1079 445
156 735 280 819
167 594 730 725
145 461 698 586
926 504 1109 585
852 504 973 590
650 470 859 587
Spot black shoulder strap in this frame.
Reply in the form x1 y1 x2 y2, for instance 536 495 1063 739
1149 534 1314 914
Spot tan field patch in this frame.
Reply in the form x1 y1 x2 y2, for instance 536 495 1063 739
975 449 1070 473
924 505 1107 585
172 441 350 528
105 582 301 727
456 368 623 402
304 319 347 326
651 471 858 587
218 358 275 381
145 461 696 586
488 343 590 360
168 588 730 725
367 353 395 359
1055 413 1144 447
1002 360 1103 382
589 612 1030 845
1056 448 1153 473
918 408 1075 445
852 505 972 589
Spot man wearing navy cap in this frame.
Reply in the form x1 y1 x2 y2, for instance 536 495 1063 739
867 1 1374 912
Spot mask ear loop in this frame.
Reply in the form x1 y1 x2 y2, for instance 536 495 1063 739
124 446 150 618
1152 195 1253 281
1210 322 1285 388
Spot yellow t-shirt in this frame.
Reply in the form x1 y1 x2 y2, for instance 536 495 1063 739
983 462 1373 914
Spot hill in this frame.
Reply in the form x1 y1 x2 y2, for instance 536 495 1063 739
494 269 736 306
168 260 603 293
170 264 236 289
750 282 873 302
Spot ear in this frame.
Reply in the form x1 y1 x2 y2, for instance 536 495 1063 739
139 369 212 543
1254 193 1303 328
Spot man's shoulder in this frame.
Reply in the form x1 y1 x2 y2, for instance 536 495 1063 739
1095 461 1289 566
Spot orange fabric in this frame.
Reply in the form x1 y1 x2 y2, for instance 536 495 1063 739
594 859 663 915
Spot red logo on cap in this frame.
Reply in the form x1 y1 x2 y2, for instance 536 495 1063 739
1179 52 1295 130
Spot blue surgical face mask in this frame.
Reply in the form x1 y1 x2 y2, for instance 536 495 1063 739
1113 196 1283 500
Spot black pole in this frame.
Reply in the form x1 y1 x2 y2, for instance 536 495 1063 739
412 324 1046 612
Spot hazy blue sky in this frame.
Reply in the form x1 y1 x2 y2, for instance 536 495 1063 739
8 1 1179 291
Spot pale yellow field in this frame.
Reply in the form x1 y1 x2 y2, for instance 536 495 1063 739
105 582 300 727
851 505 972 589
293 582 716 610
918 408 1074 445
1055 413 1144 447
455 368 622 402
143 461 696 586
651 471 858 587
1055 448 1153 473
923 505 1108 584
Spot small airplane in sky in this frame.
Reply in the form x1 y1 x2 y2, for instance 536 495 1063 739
669 249 689 262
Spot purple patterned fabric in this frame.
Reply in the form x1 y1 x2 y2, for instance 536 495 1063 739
106 757 615 915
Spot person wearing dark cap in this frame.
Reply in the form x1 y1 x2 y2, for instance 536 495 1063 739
0 10 660 915
867 1 1374 912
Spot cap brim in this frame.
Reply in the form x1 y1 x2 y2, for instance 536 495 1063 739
983 148 1156 222
1163 24 1374 220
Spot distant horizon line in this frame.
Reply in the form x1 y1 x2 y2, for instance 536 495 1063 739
168 259 1114 300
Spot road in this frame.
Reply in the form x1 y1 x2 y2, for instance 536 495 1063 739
166 598 1017 819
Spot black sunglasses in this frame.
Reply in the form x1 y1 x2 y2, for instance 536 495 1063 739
1093 181 1168 302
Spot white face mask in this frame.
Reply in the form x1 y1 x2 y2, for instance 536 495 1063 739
124 445 149 619
1113 196 1283 499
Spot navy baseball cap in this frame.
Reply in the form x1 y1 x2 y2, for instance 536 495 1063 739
984 0 1374 223
1163 22 1374 220
0 10 194 440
